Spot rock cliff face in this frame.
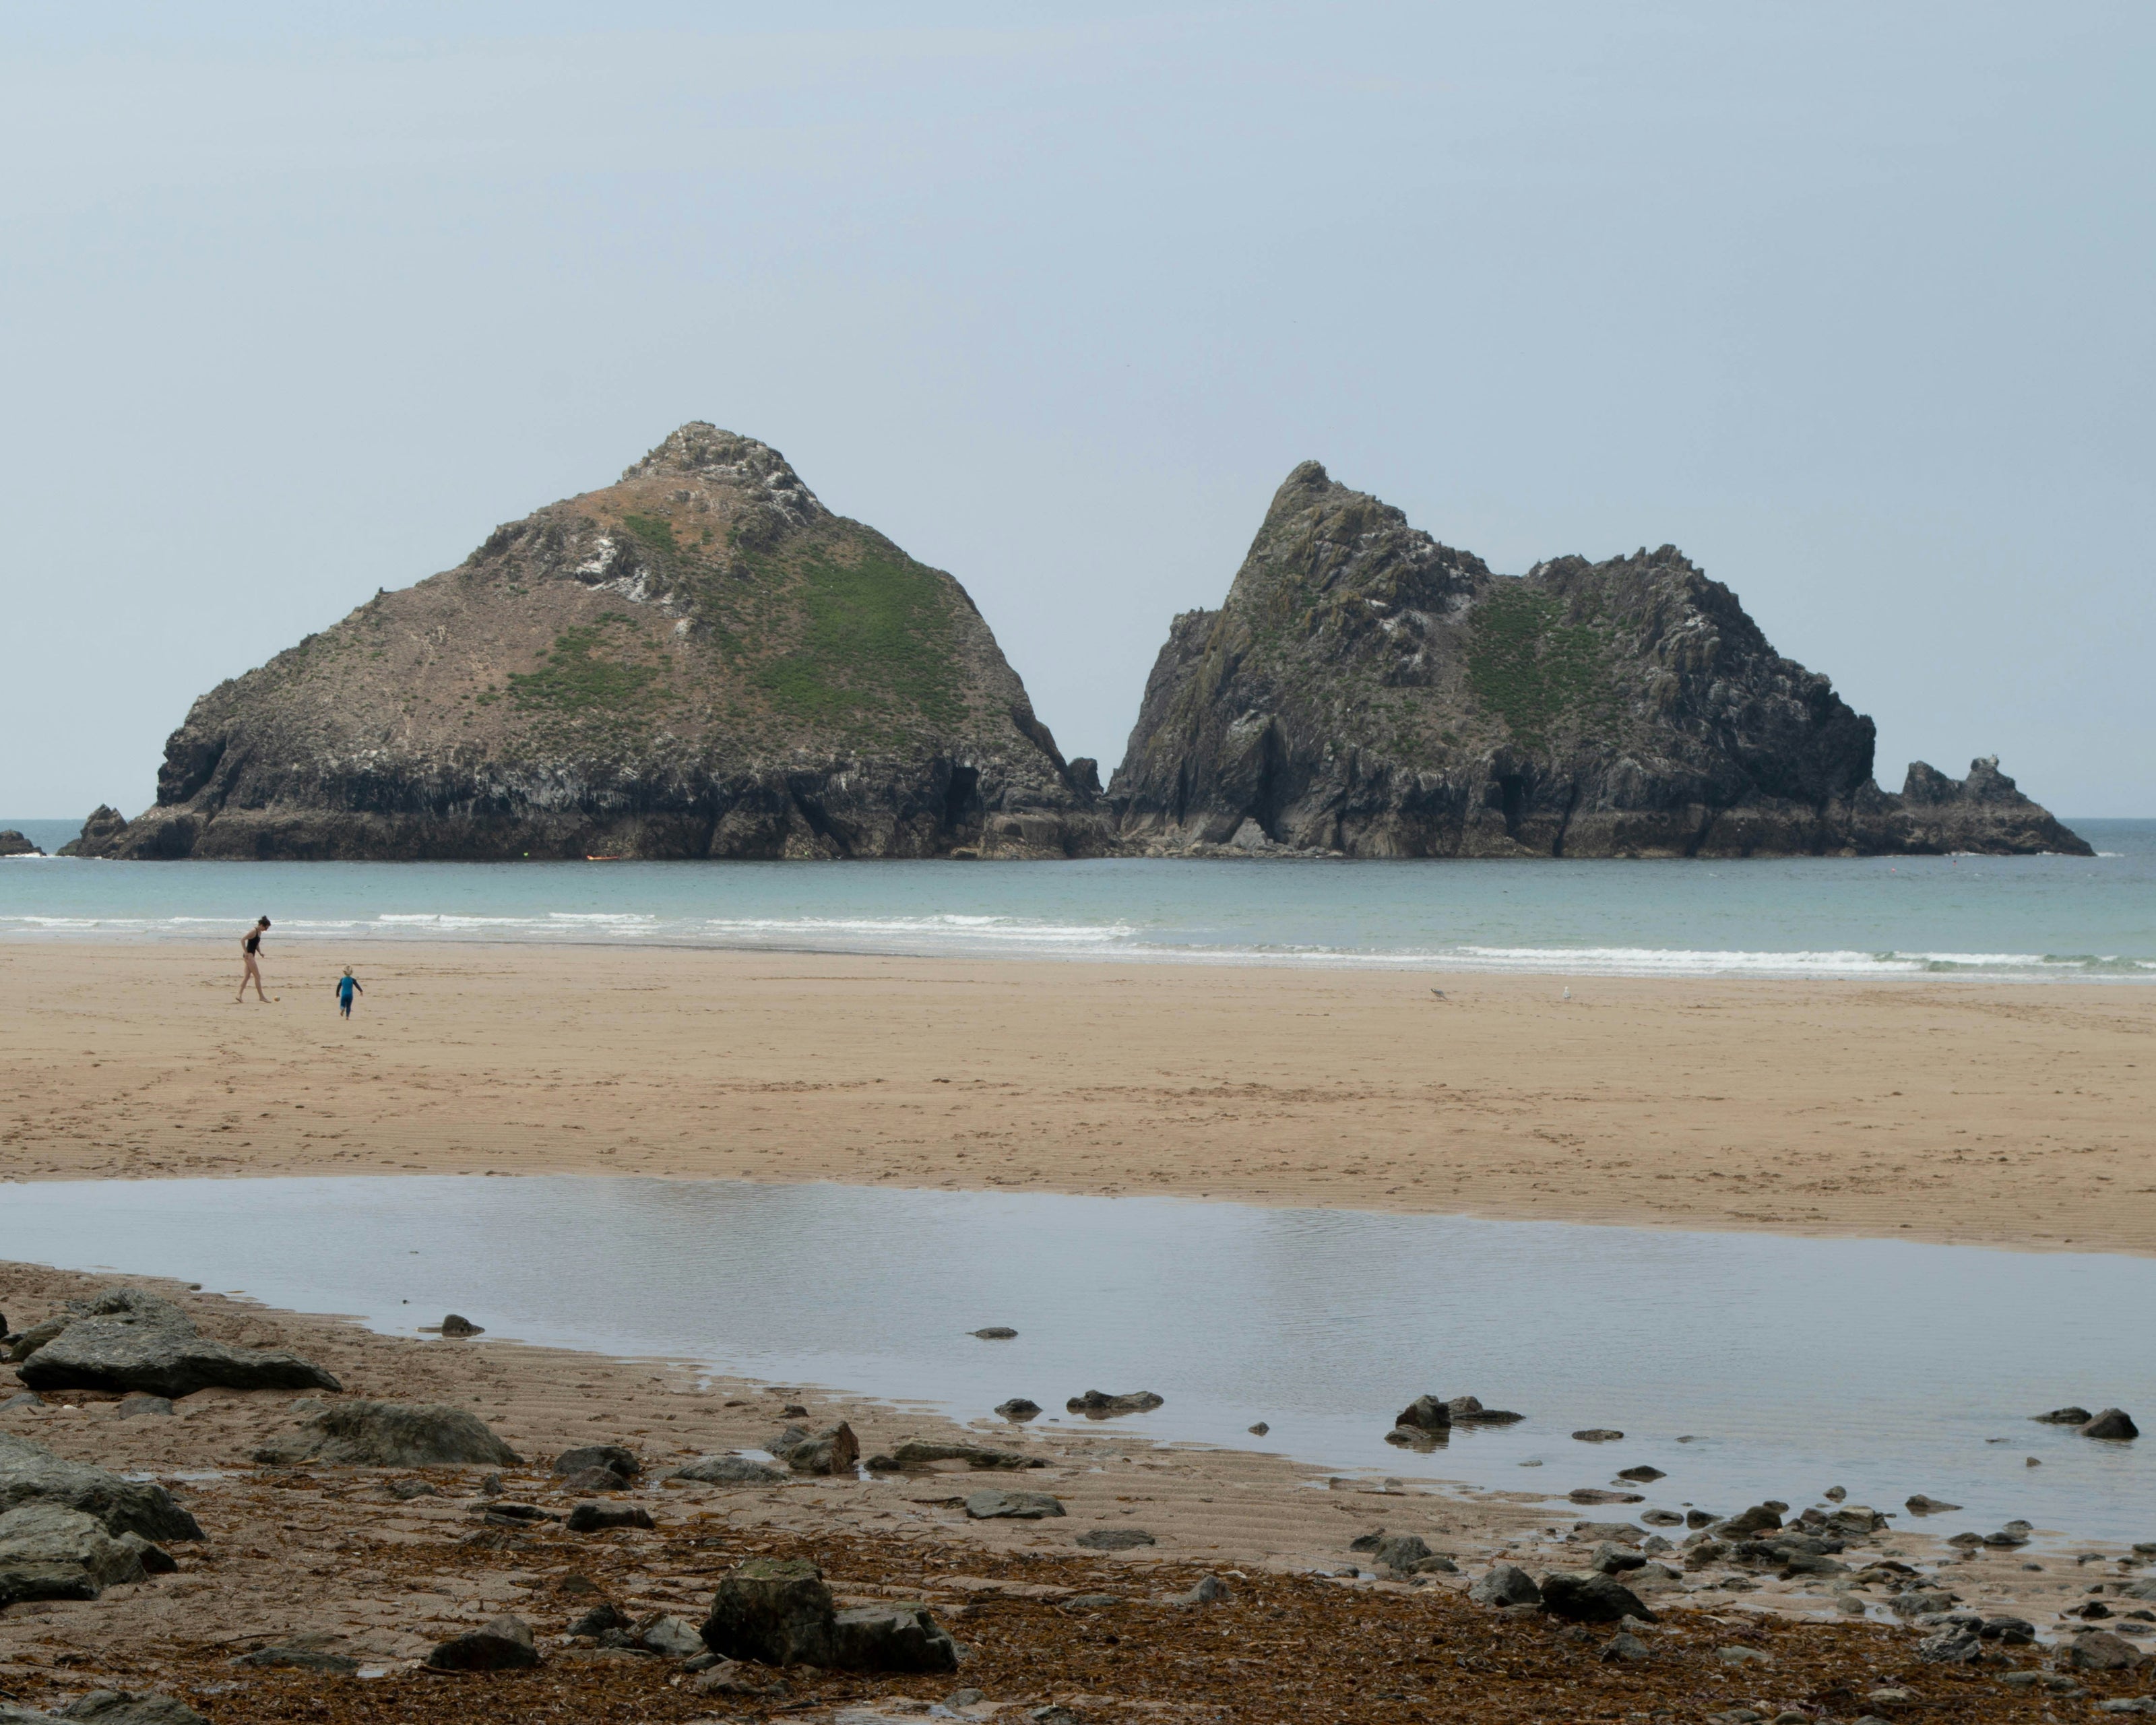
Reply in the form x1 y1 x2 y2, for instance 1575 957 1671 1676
0 831 42 857
1112 462 2088 858
90 425 1106 860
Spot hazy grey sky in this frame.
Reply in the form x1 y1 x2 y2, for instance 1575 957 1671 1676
5 2 2151 817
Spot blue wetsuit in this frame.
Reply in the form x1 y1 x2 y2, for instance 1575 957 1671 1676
337 975 360 1017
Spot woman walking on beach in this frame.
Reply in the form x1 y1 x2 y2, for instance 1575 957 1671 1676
237 916 272 1002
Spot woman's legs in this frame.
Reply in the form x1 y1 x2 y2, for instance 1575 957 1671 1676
243 955 267 1001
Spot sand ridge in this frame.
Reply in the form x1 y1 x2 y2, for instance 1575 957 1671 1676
1 941 2151 1254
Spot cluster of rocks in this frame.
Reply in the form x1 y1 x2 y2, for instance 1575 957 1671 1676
1386 1393 1524 1447
0 1433 195 1607
2037 1405 2141 1441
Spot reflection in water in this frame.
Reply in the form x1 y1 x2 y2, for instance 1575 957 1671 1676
1 1175 2149 1546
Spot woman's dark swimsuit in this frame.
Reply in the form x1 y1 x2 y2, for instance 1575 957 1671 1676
243 933 261 956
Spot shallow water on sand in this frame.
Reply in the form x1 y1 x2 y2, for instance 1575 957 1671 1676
2 1177 2149 1547
1 820 2152 979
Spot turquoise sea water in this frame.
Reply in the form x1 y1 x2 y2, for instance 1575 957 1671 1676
2 817 2151 980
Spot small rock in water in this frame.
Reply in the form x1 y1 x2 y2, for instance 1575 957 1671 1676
1905 1494 1962 1515
440 1314 484 1337
1247 1421 1269 1435
1572 1429 1624 1443
994 1398 1042 1421
1568 1488 1644 1505
1445 1395 1525 1425
1065 1389 1164 1417
1615 1465 1663 1482
970 1327 1018 1340
2035 1406 2095 1424
2079 1408 2140 1441
1824 1484 1847 1501
1640 1509 1683 1527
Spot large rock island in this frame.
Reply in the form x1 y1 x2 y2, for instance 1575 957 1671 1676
1111 462 2088 858
83 425 1106 860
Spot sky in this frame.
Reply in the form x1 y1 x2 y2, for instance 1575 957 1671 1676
3 1 2151 817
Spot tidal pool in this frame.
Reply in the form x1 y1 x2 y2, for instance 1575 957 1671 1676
1 1177 2148 1547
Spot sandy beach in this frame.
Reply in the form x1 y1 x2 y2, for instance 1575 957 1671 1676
2 940 2151 1254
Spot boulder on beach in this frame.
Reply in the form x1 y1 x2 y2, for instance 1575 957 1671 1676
784 1422 860 1476
28 1692 210 1725
669 1454 784 1486
565 1502 654 1533
0 1433 203 1543
17 1288 341 1399
701 1556 958 1672
1467 1563 1542 1608
1539 1570 1655 1624
424 1614 539 1671
259 1399 521 1467
553 1443 639 1482
1716 1505 1783 1536
0 1503 148 1606
877 1439 1042 1472
1066 1390 1164 1417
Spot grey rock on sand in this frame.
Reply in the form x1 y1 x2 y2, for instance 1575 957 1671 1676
1602 1631 1652 1662
1717 1505 1783 1536
701 1557 959 1672
1540 1571 1655 1624
1066 1390 1164 1416
2079 1408 2140 1441
964 1489 1065 1520
1468 1564 1542 1608
1075 1528 1155 1550
0 1433 203 1542
116 1395 172 1420
17 1288 340 1399
1174 1575 1230 1606
2065 1630 2143 1671
670 1454 784 1485
0 1393 44 1414
425 1614 540 1671
236 1643 361 1674
0 1503 148 1606
23 1693 209 1725
259 1400 521 1468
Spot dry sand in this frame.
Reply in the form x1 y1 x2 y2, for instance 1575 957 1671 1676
2 940 2151 1253
3 1264 2148 1725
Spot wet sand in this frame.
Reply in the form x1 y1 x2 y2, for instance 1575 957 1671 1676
4 1263 2150 1724
1 941 2151 1253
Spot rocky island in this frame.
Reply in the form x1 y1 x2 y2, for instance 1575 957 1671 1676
1109 461 2088 858
72 425 1106 861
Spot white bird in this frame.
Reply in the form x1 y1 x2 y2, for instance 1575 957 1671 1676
1561 986 1571 1001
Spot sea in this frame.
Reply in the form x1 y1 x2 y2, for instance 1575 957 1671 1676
1 815 2152 981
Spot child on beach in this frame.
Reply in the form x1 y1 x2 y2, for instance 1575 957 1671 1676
335 967 364 1019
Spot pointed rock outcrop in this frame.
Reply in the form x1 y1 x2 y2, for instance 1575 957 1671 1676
1111 462 2087 858
104 425 1106 860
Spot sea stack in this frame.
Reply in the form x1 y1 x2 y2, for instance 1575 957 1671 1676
1110 461 2088 858
84 425 1106 860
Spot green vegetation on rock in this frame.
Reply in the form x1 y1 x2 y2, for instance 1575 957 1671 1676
509 619 666 716
1465 586 1616 747
621 512 678 557
754 546 964 732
